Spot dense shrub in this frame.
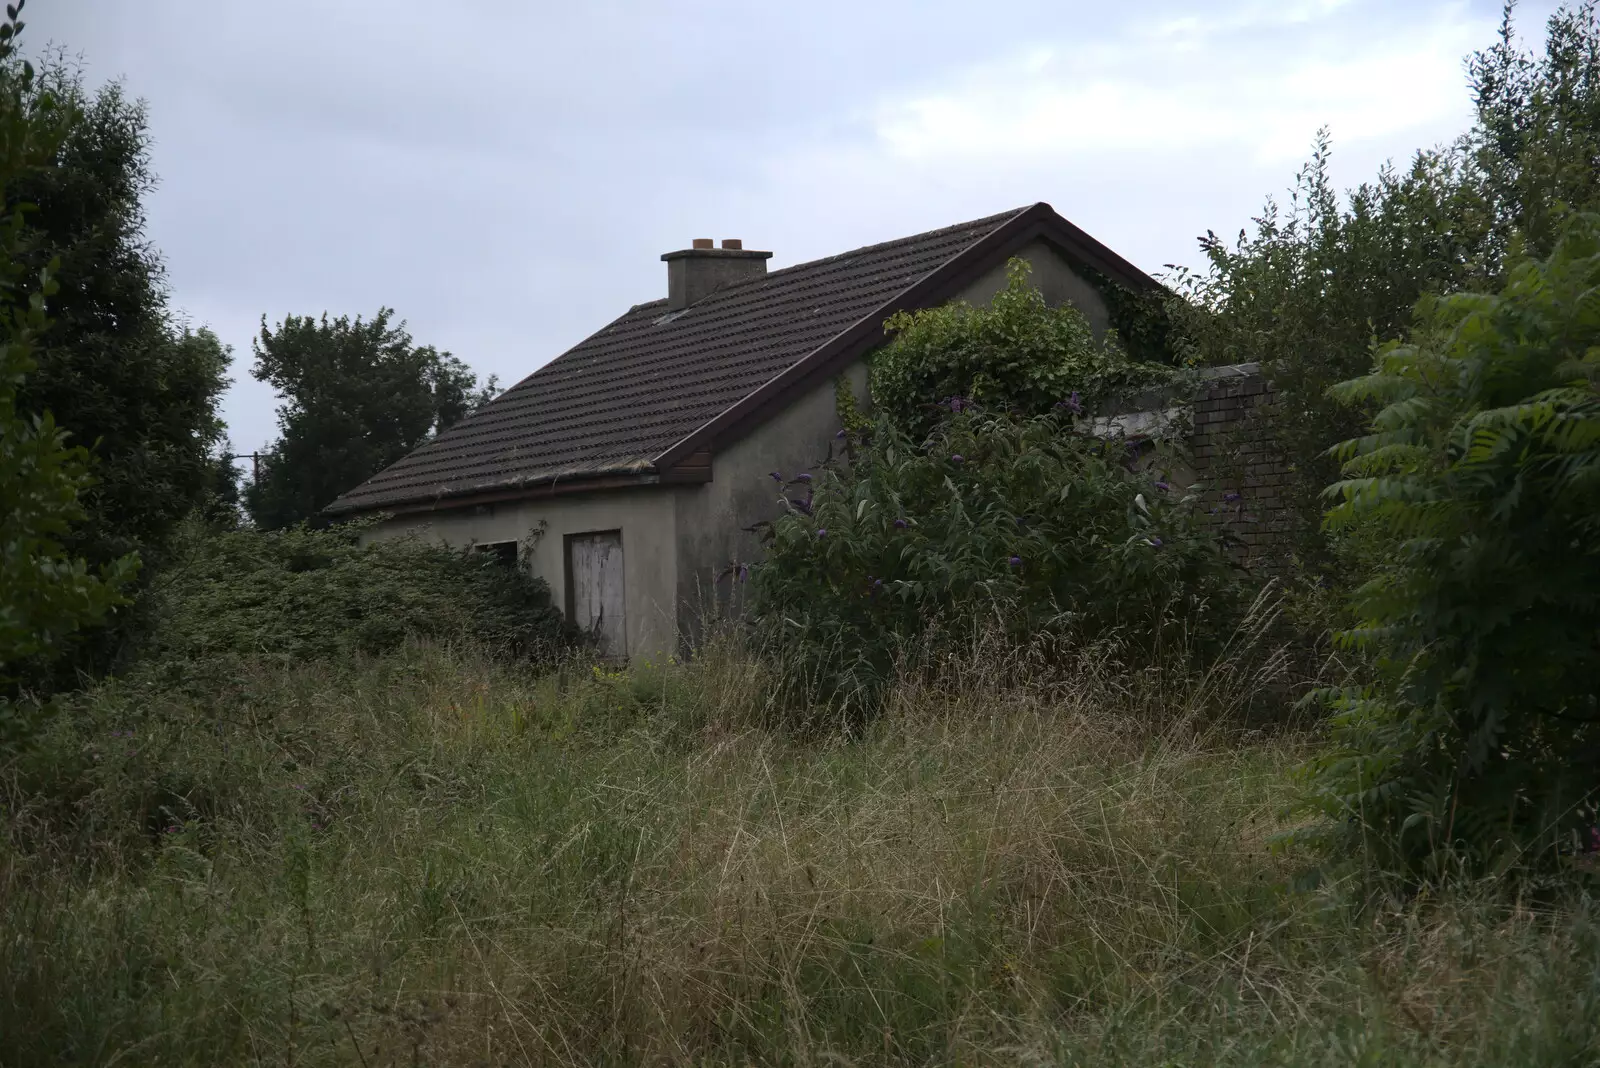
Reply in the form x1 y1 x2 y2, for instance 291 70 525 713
1297 213 1600 878
749 406 1243 715
143 522 573 664
870 258 1172 439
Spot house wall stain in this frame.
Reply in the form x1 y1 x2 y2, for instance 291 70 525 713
671 361 869 650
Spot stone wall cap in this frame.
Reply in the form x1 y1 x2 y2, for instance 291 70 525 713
1196 362 1261 380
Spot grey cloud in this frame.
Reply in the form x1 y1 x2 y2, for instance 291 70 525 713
30 0 1551 453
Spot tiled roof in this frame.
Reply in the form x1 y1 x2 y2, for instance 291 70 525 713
327 205 1108 515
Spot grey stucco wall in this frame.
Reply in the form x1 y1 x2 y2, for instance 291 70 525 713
671 361 868 647
959 237 1112 336
362 489 680 661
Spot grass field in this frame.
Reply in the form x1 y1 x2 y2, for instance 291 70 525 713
2 640 1597 1066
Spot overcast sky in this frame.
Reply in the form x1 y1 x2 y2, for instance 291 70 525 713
36 0 1560 453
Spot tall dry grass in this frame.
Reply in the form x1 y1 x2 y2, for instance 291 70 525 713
1 628 1596 1066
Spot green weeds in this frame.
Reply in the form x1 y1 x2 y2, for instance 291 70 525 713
1 642 1596 1065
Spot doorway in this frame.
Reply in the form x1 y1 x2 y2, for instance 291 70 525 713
564 530 625 659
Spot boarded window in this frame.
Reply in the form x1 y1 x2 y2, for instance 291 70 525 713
565 530 625 659
474 540 518 567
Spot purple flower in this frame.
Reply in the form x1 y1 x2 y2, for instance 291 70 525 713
1008 555 1022 567
873 578 883 588
796 473 812 483
738 564 749 583
1155 481 1171 492
1149 537 1163 548
1057 391 1083 415
951 454 964 465
893 518 908 529
770 471 783 482
1223 491 1242 502
947 396 967 413
817 528 827 538
836 429 847 439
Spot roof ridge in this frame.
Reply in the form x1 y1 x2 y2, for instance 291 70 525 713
641 205 1035 317
627 206 1029 320
760 204 1034 283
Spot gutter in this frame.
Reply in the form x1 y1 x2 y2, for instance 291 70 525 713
323 465 701 521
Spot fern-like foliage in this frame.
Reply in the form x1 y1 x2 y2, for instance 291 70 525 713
1297 213 1600 879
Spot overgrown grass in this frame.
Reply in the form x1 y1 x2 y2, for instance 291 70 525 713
2 638 1597 1066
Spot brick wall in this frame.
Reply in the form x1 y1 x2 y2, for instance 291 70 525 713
1186 365 1294 564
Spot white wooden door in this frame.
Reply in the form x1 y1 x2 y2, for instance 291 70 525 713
566 531 626 659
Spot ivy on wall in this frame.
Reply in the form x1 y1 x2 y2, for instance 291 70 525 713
1082 266 1180 368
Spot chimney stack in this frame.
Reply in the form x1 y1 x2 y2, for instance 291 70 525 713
662 238 771 310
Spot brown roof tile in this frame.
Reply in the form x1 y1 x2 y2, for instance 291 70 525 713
327 204 1144 515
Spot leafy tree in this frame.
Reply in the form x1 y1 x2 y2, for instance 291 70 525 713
1469 2 1600 266
1168 138 1496 574
871 258 1170 438
194 444 243 530
1171 2 1600 580
245 308 493 529
9 58 229 573
0 1 137 743
1297 213 1600 878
